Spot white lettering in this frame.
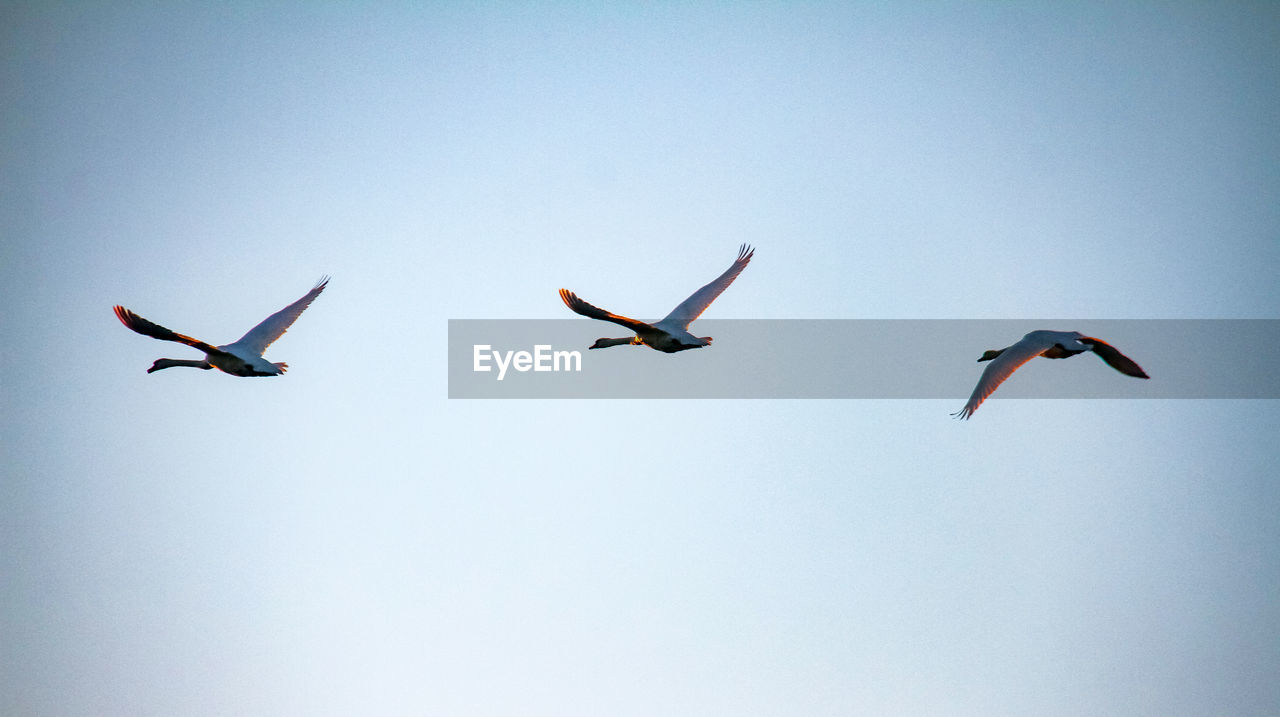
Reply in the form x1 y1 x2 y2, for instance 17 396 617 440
534 344 549 371
554 349 581 372
493 348 513 381
473 344 582 380
473 345 492 372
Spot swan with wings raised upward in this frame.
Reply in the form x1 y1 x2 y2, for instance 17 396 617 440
559 245 753 353
953 330 1149 419
113 277 328 376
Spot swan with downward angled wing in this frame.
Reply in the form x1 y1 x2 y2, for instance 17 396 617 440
953 330 1149 419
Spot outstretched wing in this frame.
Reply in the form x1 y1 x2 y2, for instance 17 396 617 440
228 276 329 354
661 244 754 329
113 305 222 355
559 288 654 333
952 337 1051 420
1081 337 1150 379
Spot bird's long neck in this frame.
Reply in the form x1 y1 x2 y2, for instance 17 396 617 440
590 337 640 349
149 358 212 372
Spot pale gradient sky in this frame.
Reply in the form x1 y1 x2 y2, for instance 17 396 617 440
2 3 1278 716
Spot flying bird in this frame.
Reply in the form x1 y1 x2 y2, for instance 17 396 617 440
559 244 754 353
113 276 328 376
953 330 1148 419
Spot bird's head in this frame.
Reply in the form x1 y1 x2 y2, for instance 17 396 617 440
977 349 1003 362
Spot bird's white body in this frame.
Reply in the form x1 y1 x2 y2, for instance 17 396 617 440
560 245 754 353
953 330 1149 419
114 277 328 377
206 344 287 376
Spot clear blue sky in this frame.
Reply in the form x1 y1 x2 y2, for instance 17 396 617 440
3 3 1278 715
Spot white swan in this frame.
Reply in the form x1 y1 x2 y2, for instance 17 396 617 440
114 277 328 376
559 244 754 353
953 330 1149 419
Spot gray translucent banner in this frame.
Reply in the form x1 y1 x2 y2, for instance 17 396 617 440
448 320 1279 399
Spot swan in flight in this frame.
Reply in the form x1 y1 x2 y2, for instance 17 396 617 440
113 276 328 376
953 330 1149 419
559 244 754 353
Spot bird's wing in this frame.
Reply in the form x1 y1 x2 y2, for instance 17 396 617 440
559 289 653 333
1081 337 1150 379
661 244 754 329
953 336 1052 419
229 277 328 354
113 305 224 355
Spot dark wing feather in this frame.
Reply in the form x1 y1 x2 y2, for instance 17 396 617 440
1081 337 1150 379
558 289 654 333
113 305 223 355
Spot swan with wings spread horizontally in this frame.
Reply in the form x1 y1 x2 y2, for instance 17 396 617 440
559 245 753 353
113 277 328 376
